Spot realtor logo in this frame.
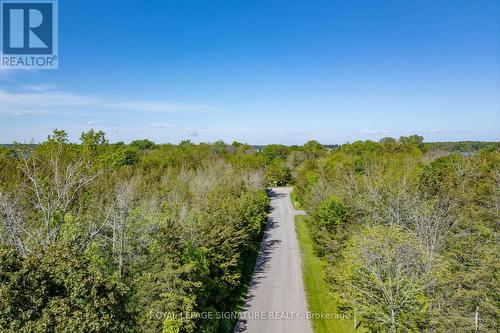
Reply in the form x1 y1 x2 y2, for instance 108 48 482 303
1 0 58 69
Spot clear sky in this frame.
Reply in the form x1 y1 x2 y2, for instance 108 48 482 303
1 0 499 144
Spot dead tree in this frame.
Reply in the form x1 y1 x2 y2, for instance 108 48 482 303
0 191 28 255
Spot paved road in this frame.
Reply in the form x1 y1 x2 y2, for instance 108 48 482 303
234 187 313 333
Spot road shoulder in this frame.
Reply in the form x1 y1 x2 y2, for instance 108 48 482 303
294 215 356 333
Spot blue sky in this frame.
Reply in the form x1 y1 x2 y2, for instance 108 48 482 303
1 0 499 144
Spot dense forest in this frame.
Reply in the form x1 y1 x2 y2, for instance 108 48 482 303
0 130 275 333
295 136 499 332
0 130 498 332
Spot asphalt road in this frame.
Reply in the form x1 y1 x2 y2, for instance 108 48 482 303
234 187 313 333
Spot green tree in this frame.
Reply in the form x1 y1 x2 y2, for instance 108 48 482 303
80 129 108 148
264 158 291 186
0 245 132 333
379 137 397 144
261 144 289 163
302 140 326 159
313 197 348 229
337 225 428 332
399 135 424 149
130 139 156 150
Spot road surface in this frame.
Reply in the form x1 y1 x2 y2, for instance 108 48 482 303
234 187 313 333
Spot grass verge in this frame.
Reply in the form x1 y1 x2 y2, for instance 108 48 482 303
290 189 303 210
295 215 356 333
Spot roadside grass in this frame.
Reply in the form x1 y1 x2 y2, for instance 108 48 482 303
290 189 303 210
295 215 356 333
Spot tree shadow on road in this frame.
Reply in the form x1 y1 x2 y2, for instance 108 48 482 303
233 189 284 333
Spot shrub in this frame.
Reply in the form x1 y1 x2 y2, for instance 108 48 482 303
264 158 291 186
313 197 349 229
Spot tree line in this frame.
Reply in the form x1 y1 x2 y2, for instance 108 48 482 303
1 131 498 332
294 136 499 332
0 130 329 332
0 130 276 333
